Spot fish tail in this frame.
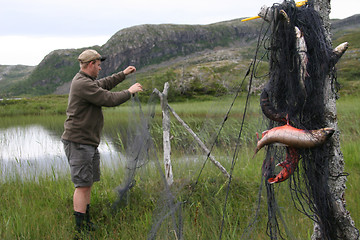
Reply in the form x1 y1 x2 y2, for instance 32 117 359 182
267 177 276 184
267 168 290 184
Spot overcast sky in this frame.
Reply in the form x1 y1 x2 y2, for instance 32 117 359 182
0 0 358 66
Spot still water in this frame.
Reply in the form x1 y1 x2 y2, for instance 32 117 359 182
0 124 125 181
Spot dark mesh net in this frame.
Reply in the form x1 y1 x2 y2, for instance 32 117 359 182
109 1 343 239
258 0 339 239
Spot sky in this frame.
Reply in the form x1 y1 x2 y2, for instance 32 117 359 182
0 0 358 66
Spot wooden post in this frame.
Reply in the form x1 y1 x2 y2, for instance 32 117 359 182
154 83 173 186
312 0 359 239
154 82 230 184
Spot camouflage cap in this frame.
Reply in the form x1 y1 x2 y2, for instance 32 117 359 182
78 49 106 63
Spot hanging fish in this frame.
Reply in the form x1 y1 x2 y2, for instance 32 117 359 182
295 26 309 99
255 122 334 154
260 87 288 124
268 147 299 184
259 28 309 125
332 42 349 65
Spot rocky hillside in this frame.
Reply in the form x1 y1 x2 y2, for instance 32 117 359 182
0 14 359 98
0 18 261 97
99 20 260 76
331 14 360 30
0 65 35 97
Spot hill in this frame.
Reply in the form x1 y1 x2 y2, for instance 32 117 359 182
331 14 360 95
0 14 359 98
0 65 35 97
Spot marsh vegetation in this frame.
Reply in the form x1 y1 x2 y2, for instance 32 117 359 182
0 94 359 239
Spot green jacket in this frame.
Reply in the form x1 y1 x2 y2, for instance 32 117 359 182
61 71 131 147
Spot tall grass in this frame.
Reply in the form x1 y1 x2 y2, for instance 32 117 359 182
342 139 360 224
0 153 316 239
0 94 359 239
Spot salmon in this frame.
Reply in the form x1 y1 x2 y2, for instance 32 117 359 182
255 123 334 154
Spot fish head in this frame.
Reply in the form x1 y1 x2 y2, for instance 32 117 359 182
323 128 335 138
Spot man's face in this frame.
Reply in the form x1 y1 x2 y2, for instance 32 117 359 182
89 60 102 78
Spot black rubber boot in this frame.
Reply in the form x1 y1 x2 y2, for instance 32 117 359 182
74 211 86 240
85 204 97 231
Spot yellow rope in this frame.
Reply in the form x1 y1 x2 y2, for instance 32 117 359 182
241 0 307 22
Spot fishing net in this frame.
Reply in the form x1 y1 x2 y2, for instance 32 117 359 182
255 0 340 239
111 92 157 211
108 1 346 239
110 85 189 239
109 62 256 239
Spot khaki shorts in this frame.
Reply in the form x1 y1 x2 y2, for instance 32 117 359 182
62 139 100 188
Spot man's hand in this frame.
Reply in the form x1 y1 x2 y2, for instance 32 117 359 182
128 83 143 94
123 66 136 75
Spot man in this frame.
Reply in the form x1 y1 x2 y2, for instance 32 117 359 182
61 49 143 235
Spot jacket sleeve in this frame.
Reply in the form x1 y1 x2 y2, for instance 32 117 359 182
96 72 126 90
74 76 131 107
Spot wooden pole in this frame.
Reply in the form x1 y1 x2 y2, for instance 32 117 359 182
154 82 230 182
312 0 359 239
153 83 173 186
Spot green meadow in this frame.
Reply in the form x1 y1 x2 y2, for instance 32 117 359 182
0 94 359 239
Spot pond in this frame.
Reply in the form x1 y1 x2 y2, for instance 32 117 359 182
0 118 126 182
0 108 238 182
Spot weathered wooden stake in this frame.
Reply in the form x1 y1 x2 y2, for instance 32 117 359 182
154 82 230 185
153 82 173 186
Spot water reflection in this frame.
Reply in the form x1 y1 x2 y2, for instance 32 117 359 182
0 125 125 181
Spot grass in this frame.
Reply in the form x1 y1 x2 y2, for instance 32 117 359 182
0 154 315 239
0 95 68 117
0 94 359 239
342 139 360 224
